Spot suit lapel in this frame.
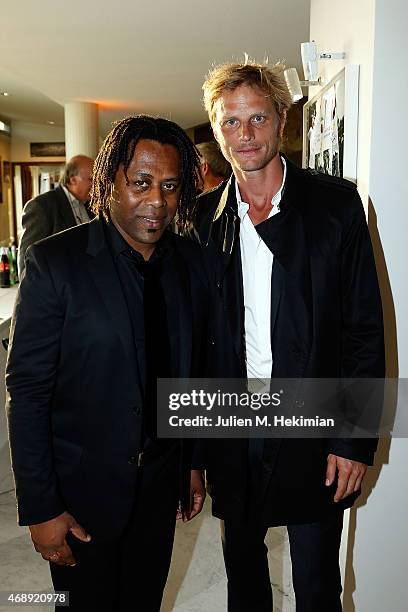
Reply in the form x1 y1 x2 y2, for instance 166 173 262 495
85 219 142 386
270 258 285 339
256 163 313 369
55 185 77 228
161 243 192 378
208 178 240 281
208 179 246 367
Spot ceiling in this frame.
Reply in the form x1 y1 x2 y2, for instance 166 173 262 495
0 0 310 135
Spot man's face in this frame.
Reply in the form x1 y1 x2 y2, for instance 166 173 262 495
68 157 94 202
110 139 181 257
212 84 286 174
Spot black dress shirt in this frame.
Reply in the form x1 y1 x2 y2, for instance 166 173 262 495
104 219 178 447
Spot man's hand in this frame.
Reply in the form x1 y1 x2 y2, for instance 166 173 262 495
29 511 91 566
326 454 367 503
177 470 206 522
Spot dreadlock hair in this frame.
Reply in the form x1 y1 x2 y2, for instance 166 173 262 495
90 115 201 232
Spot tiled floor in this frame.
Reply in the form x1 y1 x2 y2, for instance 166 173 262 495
0 486 295 611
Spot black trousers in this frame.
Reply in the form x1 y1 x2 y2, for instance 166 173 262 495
51 445 180 611
221 509 344 612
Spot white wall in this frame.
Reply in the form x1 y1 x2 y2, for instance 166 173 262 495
0 133 13 242
11 121 65 163
351 0 408 610
310 1 408 610
310 0 375 208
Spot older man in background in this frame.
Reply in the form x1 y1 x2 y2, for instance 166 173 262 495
18 155 94 275
196 141 231 193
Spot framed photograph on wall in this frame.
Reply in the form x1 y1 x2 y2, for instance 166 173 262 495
303 65 359 183
30 142 66 157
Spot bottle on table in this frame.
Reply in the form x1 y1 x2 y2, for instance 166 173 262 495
7 246 18 285
0 247 10 288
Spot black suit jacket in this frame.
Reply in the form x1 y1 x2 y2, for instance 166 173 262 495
192 158 385 525
6 218 209 538
18 185 91 276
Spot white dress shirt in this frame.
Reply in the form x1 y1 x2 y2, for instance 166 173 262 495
61 185 90 225
236 156 287 380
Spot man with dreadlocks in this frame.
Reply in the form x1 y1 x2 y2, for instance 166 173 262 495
6 115 207 611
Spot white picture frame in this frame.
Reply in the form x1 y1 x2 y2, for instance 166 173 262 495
303 65 360 183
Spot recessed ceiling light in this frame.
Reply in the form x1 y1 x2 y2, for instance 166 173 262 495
0 92 10 97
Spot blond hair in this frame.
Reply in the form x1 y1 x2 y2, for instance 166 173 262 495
203 60 292 124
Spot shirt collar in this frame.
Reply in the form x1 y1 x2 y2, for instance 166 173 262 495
104 216 173 264
236 155 287 221
61 184 80 206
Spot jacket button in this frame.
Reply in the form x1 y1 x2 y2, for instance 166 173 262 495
128 456 137 464
132 406 142 415
210 340 215 346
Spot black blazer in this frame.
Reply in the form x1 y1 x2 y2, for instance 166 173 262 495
193 158 385 525
6 218 209 538
18 185 91 276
